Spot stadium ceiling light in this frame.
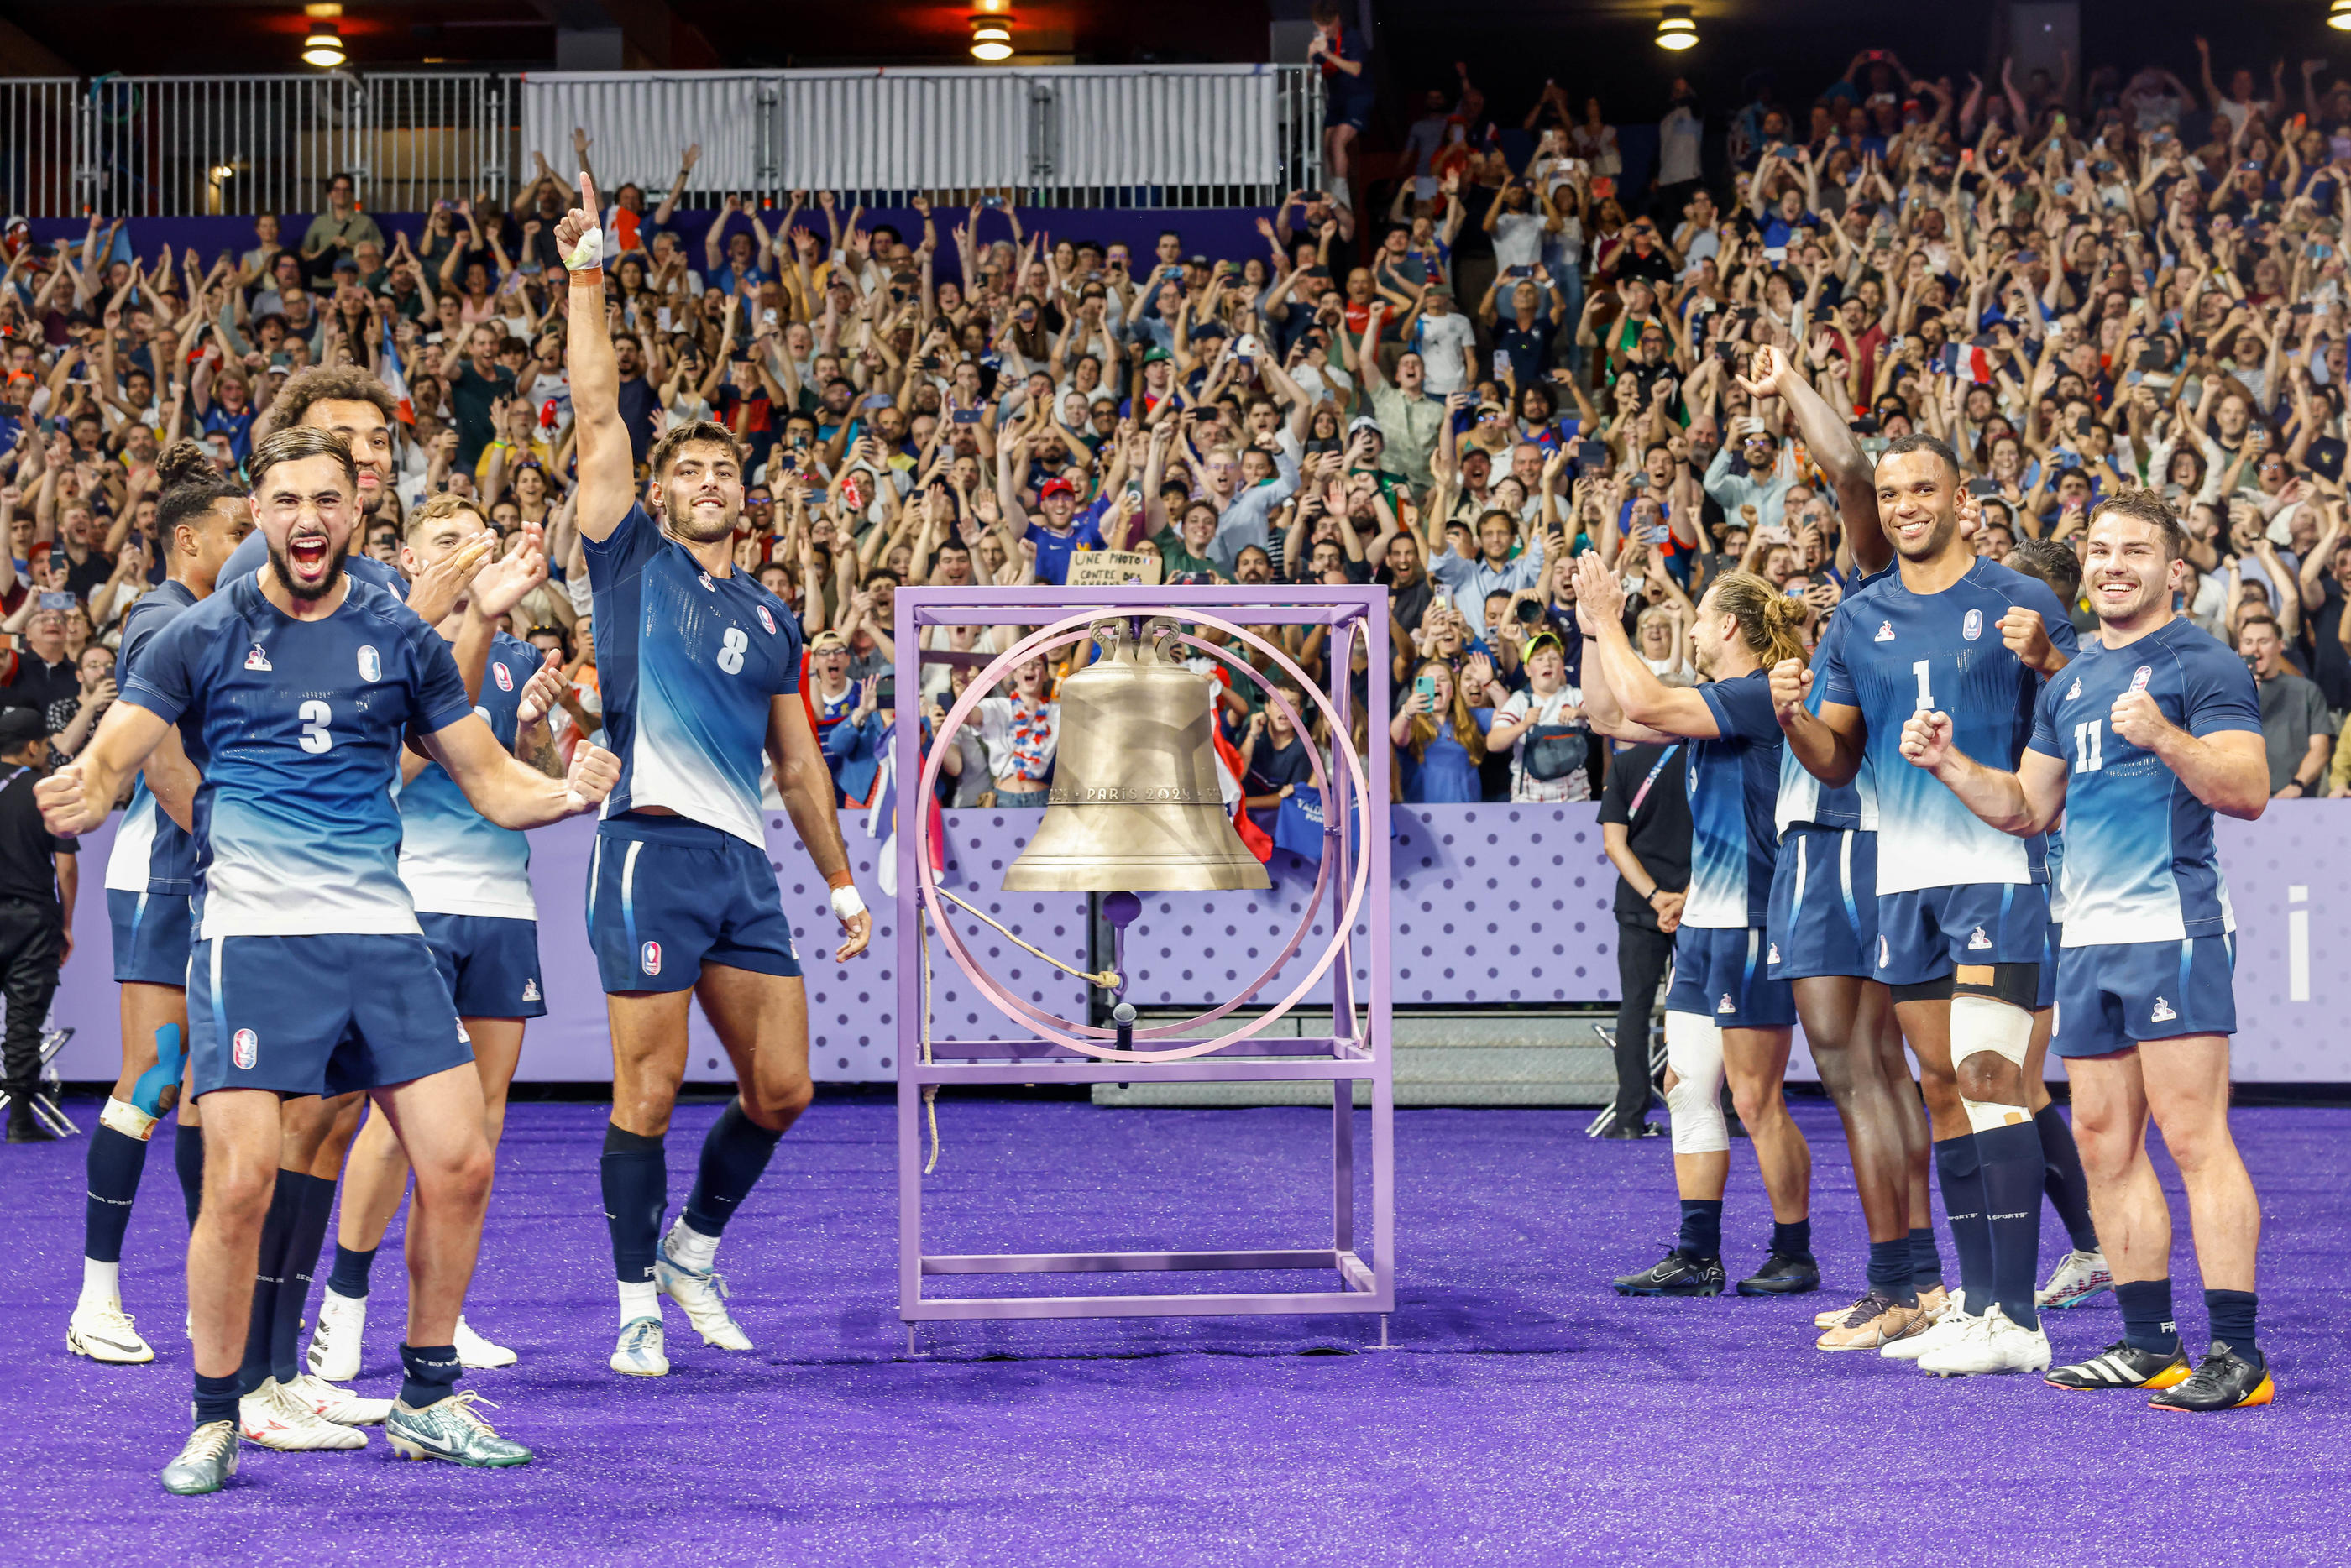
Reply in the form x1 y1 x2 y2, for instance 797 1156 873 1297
1657 5 1698 50
301 20 347 68
2333 0 2351 32
970 13 1015 62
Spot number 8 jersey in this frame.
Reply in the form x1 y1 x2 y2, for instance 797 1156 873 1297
586 501 803 845
1816 557 2076 895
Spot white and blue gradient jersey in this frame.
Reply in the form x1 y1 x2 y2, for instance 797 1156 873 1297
1775 564 1889 839
587 502 801 846
220 528 410 598
118 573 474 939
103 581 201 896
395 630 542 920
2027 617 2260 947
1685 669 1784 930
1818 557 2077 896
2044 826 2067 923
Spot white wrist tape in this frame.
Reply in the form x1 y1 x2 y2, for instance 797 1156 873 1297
561 226 604 273
830 883 867 922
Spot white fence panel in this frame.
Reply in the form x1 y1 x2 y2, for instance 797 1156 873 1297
0 79 76 218
775 71 1028 196
1047 66 1282 191
520 72 771 196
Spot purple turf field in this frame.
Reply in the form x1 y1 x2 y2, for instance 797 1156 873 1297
4 1094 2347 1565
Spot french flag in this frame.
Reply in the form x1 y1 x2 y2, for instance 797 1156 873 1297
380 316 415 424
867 730 946 898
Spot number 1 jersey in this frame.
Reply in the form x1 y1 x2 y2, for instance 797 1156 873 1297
1816 557 2076 896
585 501 803 846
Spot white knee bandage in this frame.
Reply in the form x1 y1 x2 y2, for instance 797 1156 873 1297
1951 993 2034 1134
99 1095 157 1141
1664 1010 1728 1156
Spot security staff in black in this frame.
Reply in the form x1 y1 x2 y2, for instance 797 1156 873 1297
0 708 77 1142
1595 737 1691 1139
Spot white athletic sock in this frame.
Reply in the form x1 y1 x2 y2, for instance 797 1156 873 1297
78 1257 120 1309
663 1215 720 1273
618 1279 659 1325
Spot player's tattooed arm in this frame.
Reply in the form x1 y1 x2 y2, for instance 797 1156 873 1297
1897 710 2065 835
512 650 569 779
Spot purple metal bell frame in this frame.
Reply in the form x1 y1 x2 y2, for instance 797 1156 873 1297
892 585 1394 1331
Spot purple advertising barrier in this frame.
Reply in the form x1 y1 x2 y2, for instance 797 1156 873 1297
45 806 2349 1084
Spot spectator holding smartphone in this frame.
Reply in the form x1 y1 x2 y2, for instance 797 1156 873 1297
1485 629 1591 802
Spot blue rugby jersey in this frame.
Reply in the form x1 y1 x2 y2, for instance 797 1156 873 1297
103 581 201 898
585 502 802 846
1684 668 1784 930
2027 616 2261 947
1817 557 2077 895
395 630 543 920
118 574 474 938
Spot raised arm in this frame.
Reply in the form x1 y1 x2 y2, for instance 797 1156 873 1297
1570 551 1718 741
557 172 636 542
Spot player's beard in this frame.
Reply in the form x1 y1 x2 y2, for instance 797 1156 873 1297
1891 505 1959 562
2090 568 2165 626
663 486 740 544
269 530 349 602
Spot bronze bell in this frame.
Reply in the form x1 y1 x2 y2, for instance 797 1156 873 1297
1002 617 1271 893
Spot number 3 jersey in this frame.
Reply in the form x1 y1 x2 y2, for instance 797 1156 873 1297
2027 617 2260 946
117 572 474 938
1817 557 2076 896
395 630 545 920
585 501 803 846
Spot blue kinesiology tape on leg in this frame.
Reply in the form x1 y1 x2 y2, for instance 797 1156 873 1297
131 1023 183 1118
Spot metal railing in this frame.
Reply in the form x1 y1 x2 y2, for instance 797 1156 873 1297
3 65 1313 218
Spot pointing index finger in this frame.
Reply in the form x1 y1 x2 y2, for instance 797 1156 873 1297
579 170 598 217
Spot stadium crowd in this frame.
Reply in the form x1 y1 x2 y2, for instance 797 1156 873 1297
6 36 2351 817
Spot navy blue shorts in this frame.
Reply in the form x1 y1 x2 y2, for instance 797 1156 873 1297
588 814 801 995
417 913 547 1021
2053 935 2237 1059
1767 826 1877 982
2038 920 2063 1011
108 889 191 988
1667 925 1796 1030
187 933 472 1100
1328 91 1375 133
1874 882 2050 989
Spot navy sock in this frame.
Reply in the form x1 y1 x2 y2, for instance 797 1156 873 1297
600 1123 668 1284
398 1342 463 1409
2034 1104 2101 1254
683 1098 786 1238
1975 1119 2045 1332
83 1123 150 1265
271 1174 337 1385
237 1171 302 1394
2205 1288 2263 1368
1770 1218 1813 1262
2114 1278 2181 1356
1908 1226 1945 1292
1867 1238 1918 1305
174 1121 205 1227
193 1370 243 1429
1932 1138 1992 1308
327 1242 379 1299
1675 1198 1723 1261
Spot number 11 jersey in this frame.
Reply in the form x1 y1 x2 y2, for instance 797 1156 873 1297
586 501 803 846
1816 556 2076 895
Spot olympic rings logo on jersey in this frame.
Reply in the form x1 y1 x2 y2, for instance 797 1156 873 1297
1961 609 1983 641
494 662 515 692
357 645 382 683
756 605 777 635
232 1028 259 1069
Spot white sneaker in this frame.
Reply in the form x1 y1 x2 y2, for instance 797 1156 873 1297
1881 1288 1970 1362
239 1378 367 1451
453 1315 517 1369
280 1370 392 1427
306 1288 366 1382
1918 1302 2053 1377
68 1298 155 1364
610 1315 669 1377
657 1251 753 1351
2035 1248 2114 1309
